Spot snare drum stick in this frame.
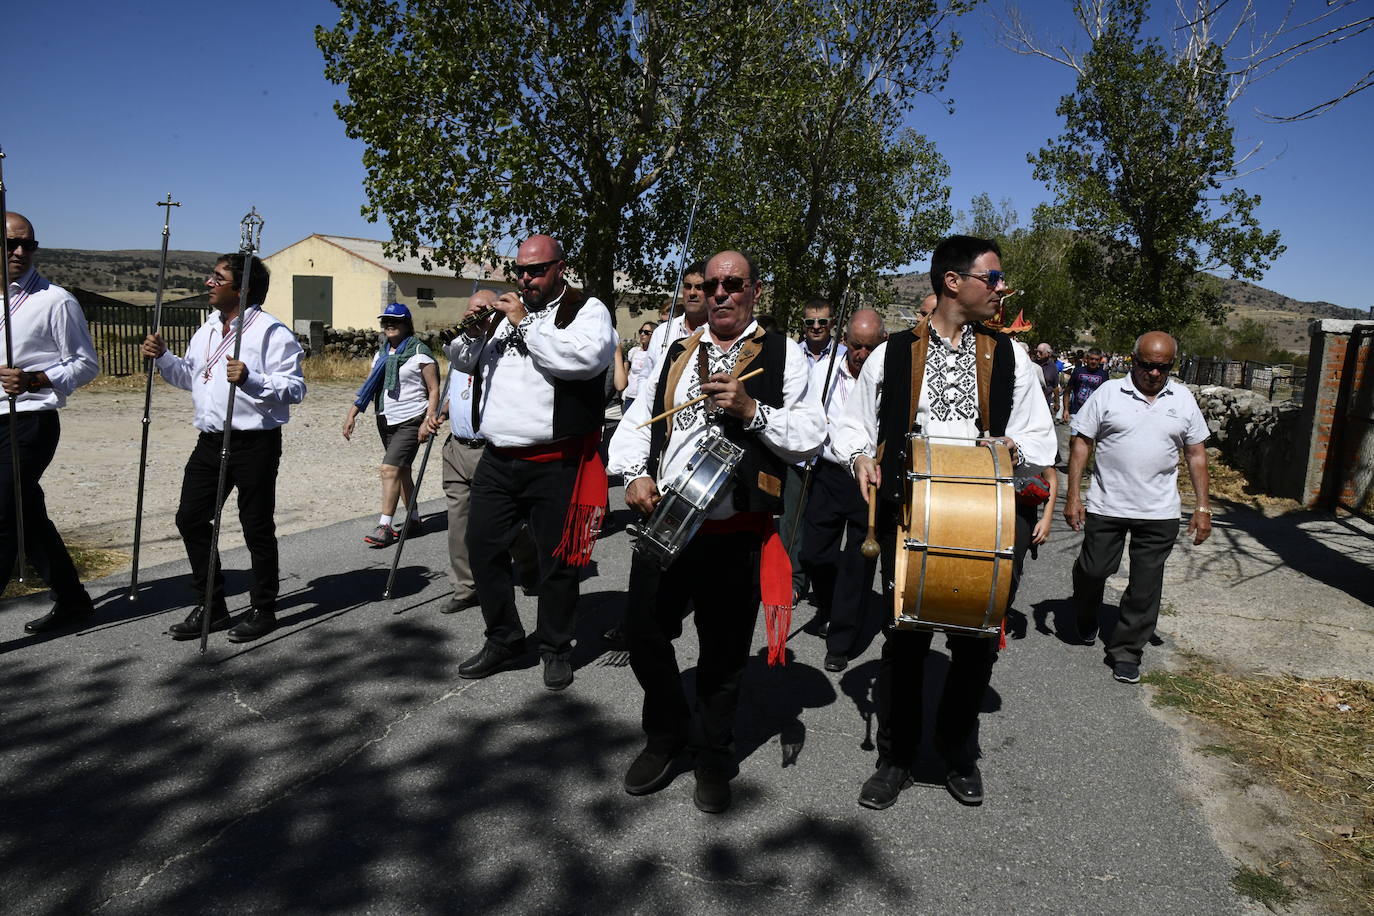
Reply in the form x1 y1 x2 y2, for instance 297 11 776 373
636 367 764 429
860 482 880 559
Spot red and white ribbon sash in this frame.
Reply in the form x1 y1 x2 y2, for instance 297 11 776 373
5 271 42 318
201 309 261 383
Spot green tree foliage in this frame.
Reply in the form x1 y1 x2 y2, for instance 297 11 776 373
690 0 970 325
318 0 778 309
318 0 970 317
1028 0 1284 346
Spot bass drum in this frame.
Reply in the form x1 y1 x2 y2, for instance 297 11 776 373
892 437 1015 637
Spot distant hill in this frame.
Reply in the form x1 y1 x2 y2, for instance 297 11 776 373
34 248 222 300
882 270 1369 354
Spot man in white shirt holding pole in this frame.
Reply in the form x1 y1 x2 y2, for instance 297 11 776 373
142 253 306 644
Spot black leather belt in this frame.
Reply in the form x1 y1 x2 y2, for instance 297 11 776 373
453 435 487 447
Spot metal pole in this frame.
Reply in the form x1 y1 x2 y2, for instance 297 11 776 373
656 181 702 364
129 193 180 600
382 274 480 600
0 149 26 583
382 362 454 600
201 208 264 652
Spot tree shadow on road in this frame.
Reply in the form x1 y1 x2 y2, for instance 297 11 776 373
0 626 913 913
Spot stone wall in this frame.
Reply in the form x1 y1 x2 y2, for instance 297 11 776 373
1188 384 1305 498
297 326 452 359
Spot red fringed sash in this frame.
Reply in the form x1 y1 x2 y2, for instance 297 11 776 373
700 512 793 666
492 433 607 567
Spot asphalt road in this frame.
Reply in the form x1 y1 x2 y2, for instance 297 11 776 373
0 481 1246 914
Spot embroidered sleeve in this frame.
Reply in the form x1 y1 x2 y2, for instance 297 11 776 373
747 402 772 431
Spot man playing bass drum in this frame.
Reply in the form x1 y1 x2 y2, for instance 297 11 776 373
833 235 1055 810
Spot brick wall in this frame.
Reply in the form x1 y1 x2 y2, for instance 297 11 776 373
1298 321 1374 511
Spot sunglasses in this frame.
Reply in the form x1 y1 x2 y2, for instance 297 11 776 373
957 269 1006 288
514 259 559 278
701 276 748 297
1135 360 1174 374
639 329 653 335
682 281 706 292
6 238 39 253
803 318 831 328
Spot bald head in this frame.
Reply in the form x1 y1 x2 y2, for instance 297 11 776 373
918 293 937 317
5 212 34 235
518 234 564 262
845 308 887 375
1133 331 1177 360
469 287 500 309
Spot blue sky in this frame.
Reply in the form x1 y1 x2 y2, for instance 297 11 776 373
9 1 1371 311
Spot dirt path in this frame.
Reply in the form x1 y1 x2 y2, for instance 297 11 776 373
48 381 414 572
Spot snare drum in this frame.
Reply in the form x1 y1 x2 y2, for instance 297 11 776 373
633 426 743 568
892 437 1015 637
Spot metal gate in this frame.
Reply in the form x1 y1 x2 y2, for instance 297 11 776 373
77 289 208 377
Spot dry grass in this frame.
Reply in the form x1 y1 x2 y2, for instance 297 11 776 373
2 544 129 599
1145 659 1374 912
1174 453 1304 516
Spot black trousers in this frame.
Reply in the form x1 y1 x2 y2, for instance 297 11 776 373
799 460 876 657
874 501 1034 770
625 529 762 772
1072 512 1179 665
0 410 88 603
466 447 581 657
175 428 282 611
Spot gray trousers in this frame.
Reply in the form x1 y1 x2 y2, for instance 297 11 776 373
441 436 485 600
1071 512 1179 665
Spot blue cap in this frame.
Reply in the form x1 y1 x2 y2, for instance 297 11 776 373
378 302 412 321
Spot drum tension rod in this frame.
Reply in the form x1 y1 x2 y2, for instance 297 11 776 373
906 471 1014 483
903 539 1014 557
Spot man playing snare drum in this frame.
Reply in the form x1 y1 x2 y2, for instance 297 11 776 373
833 235 1056 809
607 249 824 814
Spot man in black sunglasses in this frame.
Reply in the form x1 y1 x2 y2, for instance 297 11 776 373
1 212 101 633
798 298 845 367
832 234 1057 811
1064 331 1211 686
608 248 825 813
446 234 617 692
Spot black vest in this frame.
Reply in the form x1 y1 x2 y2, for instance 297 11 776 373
875 322 1015 504
648 327 789 515
472 286 609 440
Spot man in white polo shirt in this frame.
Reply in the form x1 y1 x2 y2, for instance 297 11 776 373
1063 331 1212 684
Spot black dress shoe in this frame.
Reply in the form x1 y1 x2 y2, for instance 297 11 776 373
946 764 984 806
168 605 232 641
823 652 848 672
24 600 95 634
542 652 573 691
693 767 732 814
859 762 912 810
816 620 830 638
601 623 627 651
227 608 277 643
458 641 522 679
624 747 682 796
441 594 480 615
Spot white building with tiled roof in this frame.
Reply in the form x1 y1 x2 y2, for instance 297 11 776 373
260 234 517 332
